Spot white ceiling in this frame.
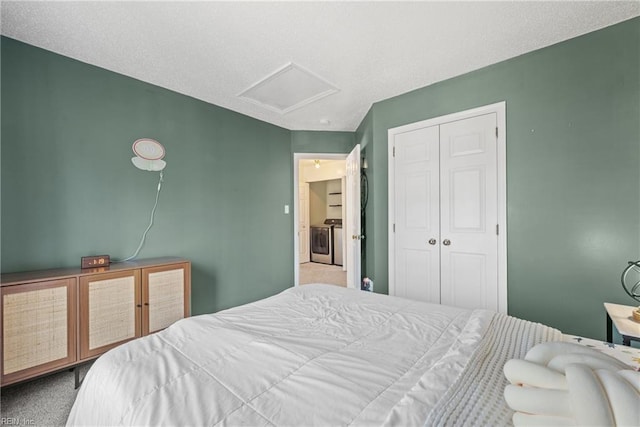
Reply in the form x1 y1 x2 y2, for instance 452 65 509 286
2 1 638 132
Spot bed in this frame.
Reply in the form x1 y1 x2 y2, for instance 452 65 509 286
67 284 563 426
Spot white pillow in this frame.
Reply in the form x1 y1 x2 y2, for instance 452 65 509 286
503 341 640 426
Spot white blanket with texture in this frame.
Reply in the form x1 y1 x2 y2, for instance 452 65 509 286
67 284 560 426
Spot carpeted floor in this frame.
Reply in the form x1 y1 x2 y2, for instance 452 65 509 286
299 262 347 287
0 363 92 427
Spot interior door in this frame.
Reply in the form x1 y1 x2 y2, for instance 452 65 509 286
393 126 441 302
345 144 361 289
299 182 310 263
439 113 498 311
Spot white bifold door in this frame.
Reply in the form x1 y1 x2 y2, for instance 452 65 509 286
391 113 500 311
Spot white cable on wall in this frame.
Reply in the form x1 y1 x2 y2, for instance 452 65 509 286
111 138 167 264
114 171 164 263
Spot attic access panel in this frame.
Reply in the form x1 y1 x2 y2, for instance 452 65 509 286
238 62 339 114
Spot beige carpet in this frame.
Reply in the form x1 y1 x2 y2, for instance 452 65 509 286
299 262 347 287
0 362 93 426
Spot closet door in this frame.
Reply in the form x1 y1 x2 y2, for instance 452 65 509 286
439 113 498 311
393 125 441 302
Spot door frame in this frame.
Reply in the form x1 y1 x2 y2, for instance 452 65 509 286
299 182 311 264
387 101 508 313
293 152 348 287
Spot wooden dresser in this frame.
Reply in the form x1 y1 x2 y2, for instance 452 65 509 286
1 257 190 387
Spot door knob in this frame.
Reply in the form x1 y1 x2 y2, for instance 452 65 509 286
428 238 437 245
443 239 451 246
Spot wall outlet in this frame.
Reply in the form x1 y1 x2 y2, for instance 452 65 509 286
284 205 289 214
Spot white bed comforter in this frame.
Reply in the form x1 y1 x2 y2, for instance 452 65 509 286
67 284 560 426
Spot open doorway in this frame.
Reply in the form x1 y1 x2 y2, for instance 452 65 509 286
293 153 347 288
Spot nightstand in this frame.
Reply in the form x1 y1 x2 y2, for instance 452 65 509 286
604 302 640 346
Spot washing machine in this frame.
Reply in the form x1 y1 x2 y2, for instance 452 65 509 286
310 223 332 264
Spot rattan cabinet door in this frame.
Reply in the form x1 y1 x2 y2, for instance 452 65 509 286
79 270 141 359
1 279 77 385
142 263 191 335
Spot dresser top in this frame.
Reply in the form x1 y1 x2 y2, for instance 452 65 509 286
1 257 189 287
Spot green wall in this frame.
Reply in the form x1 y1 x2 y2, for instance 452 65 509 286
3 17 638 342
1 37 296 315
360 17 640 340
291 130 355 154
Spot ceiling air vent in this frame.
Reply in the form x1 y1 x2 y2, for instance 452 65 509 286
238 62 339 114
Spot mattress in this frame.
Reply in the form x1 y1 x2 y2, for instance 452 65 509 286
66 284 561 426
